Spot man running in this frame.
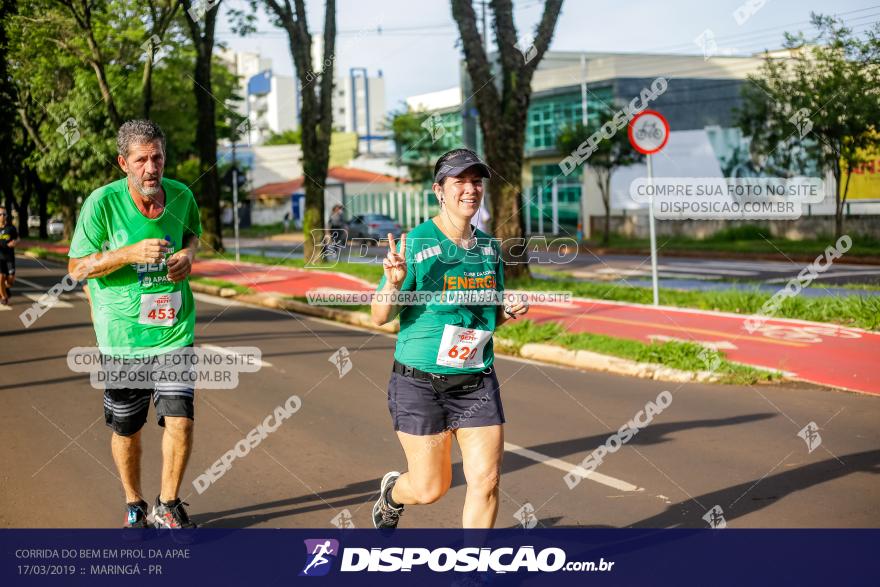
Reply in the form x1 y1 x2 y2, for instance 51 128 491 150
0 209 18 305
370 148 528 529
68 120 201 528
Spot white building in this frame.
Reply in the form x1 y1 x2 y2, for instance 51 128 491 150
218 49 298 145
220 50 389 156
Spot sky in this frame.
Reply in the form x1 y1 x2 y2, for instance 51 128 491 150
216 0 879 116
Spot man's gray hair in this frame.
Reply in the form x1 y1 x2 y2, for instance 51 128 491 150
117 119 166 159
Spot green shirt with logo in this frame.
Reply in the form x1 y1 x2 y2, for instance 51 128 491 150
69 178 202 358
377 219 505 374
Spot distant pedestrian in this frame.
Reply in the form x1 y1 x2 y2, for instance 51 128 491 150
0 208 18 305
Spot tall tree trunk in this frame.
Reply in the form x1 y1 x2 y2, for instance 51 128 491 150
833 160 844 239
182 0 223 252
264 0 336 264
142 55 154 119
451 0 564 279
35 172 49 239
483 118 527 275
14 187 31 239
193 53 222 251
61 189 76 240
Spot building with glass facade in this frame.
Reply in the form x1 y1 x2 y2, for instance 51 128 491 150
406 51 772 236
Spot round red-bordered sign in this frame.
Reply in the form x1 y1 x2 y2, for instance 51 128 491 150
628 110 670 155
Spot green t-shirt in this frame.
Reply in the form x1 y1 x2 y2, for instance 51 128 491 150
69 178 202 358
377 219 505 375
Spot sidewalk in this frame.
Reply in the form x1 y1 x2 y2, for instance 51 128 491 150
20 241 880 396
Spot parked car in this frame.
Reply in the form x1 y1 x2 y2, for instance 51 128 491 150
47 218 64 236
347 214 402 241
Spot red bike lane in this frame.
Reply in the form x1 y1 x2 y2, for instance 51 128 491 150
192 260 879 396
21 246 877 396
524 299 878 396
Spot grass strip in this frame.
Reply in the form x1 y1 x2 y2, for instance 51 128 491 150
497 319 780 385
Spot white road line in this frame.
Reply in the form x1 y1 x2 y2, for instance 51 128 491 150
765 269 880 283
14 277 53 290
657 265 756 276
200 344 274 368
21 293 74 308
503 441 643 493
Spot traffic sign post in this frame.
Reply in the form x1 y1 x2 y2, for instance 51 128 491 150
628 109 669 306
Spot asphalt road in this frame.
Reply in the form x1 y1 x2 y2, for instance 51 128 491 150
2 257 878 529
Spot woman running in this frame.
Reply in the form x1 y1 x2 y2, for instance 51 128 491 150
370 148 528 529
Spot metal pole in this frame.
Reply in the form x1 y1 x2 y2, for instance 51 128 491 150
647 154 659 306
551 178 559 235
231 140 241 263
580 53 588 126
537 186 544 234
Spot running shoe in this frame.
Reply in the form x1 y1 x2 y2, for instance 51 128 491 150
372 471 404 529
124 500 150 528
152 496 197 529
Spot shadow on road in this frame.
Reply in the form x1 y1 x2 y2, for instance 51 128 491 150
193 413 782 528
627 449 880 528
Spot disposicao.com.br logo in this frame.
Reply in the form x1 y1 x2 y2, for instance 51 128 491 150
300 539 614 575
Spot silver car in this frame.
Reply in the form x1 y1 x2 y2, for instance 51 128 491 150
347 214 402 242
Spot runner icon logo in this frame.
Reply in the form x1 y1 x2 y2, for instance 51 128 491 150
703 505 727 529
300 539 339 577
797 422 822 453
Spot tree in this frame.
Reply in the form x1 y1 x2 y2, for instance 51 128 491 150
140 0 180 119
451 0 563 277
0 0 21 227
51 0 124 127
557 105 643 245
737 13 880 238
262 0 336 264
180 0 223 251
6 0 237 240
389 107 450 185
263 128 301 145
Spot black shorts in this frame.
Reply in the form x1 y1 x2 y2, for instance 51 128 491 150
387 368 505 436
0 254 13 276
101 346 195 436
103 388 194 436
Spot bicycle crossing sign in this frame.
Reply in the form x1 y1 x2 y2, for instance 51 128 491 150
629 110 669 155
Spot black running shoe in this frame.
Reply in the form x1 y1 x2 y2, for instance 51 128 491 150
152 497 197 529
372 471 404 529
124 500 150 528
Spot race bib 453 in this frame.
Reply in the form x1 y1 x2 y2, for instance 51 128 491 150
138 291 182 326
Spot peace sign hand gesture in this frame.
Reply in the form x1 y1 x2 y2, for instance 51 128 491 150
383 232 407 289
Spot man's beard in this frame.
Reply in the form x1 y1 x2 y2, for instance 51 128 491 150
131 172 162 196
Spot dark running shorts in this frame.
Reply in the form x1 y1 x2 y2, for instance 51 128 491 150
101 346 195 436
387 369 505 436
103 388 194 436
0 254 14 276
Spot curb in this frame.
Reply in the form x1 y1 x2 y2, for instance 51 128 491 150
514 342 723 383
193 283 730 384
25 250 772 386
190 282 400 335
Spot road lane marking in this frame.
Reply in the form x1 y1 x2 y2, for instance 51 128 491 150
15 277 57 290
21 293 74 308
504 441 643 493
648 334 738 350
200 344 274 368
